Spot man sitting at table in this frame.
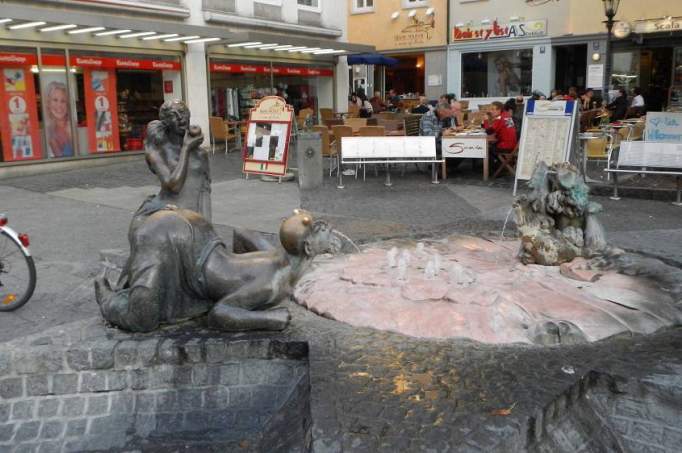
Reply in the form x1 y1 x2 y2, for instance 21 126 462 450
411 96 431 114
484 101 517 165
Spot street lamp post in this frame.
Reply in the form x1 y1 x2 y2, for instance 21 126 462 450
602 0 621 104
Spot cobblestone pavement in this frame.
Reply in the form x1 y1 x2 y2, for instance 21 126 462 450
0 154 681 452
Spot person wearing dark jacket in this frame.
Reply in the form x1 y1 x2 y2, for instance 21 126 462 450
607 88 628 121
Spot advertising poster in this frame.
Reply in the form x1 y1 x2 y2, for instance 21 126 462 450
0 66 42 161
242 96 294 177
83 68 120 153
40 72 74 158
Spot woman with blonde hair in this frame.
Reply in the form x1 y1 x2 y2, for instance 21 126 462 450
45 81 73 157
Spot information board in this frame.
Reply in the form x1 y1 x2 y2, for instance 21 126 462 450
442 136 487 159
645 112 682 143
341 136 436 159
619 141 682 168
242 96 294 177
514 100 577 194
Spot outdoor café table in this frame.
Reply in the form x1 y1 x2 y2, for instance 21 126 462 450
441 131 489 181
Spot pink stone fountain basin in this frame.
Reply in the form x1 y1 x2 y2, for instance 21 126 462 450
293 236 682 345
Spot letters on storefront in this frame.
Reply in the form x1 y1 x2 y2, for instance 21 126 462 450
209 63 333 77
0 53 182 70
452 20 547 42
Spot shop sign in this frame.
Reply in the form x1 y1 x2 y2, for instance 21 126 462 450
209 63 333 77
0 53 181 70
0 53 37 66
395 13 436 48
242 96 293 177
634 16 682 34
83 69 121 154
0 66 42 161
452 19 547 42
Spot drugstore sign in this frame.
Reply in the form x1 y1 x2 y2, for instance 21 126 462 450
452 19 547 42
209 63 333 77
0 53 181 70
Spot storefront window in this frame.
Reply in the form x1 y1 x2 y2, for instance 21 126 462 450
1 46 182 164
209 59 333 121
70 51 181 153
461 49 533 98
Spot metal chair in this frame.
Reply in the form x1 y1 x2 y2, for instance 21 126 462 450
209 116 237 154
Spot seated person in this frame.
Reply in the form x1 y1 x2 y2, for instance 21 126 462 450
449 101 465 127
607 88 629 121
370 91 386 113
630 87 646 117
484 101 517 156
411 96 431 114
387 89 402 111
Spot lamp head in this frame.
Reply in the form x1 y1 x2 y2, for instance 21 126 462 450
602 0 620 18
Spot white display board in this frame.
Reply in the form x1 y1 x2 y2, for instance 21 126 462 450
442 136 487 159
514 100 578 194
341 136 436 159
618 141 682 168
645 112 682 143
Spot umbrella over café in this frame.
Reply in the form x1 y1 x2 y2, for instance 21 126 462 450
347 53 399 66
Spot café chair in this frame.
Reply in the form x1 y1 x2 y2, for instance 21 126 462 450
312 125 338 177
585 136 610 178
297 108 314 129
344 117 368 133
377 119 406 136
209 116 238 155
492 143 519 179
323 118 344 128
366 118 379 126
320 108 334 122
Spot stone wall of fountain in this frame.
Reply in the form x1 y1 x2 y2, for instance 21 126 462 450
0 320 312 452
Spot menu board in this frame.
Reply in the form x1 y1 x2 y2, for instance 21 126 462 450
242 96 293 177
514 100 577 193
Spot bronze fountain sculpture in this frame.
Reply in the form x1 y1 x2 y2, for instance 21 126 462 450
95 100 340 333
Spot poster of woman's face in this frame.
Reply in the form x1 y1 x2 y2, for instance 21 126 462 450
41 73 74 158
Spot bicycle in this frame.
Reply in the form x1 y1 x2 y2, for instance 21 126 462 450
0 213 36 311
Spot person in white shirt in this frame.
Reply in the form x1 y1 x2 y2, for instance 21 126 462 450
631 87 645 108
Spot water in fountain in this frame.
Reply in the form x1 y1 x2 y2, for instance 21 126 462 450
500 207 514 240
331 229 362 253
386 247 399 268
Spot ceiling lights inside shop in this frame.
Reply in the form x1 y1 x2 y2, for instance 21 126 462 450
225 41 347 54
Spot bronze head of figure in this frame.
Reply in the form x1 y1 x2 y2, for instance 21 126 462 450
158 99 191 137
280 209 341 257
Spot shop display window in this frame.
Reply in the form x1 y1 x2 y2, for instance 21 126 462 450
0 46 182 164
209 60 333 123
461 49 533 98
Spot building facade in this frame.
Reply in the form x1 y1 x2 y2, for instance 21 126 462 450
347 0 448 101
447 0 682 109
0 0 369 171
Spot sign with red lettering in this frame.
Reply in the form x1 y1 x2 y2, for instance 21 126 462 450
452 20 546 41
210 62 333 77
242 96 294 177
0 65 42 161
0 53 182 70
83 68 120 153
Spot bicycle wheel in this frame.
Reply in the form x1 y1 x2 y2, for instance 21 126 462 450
0 230 36 311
